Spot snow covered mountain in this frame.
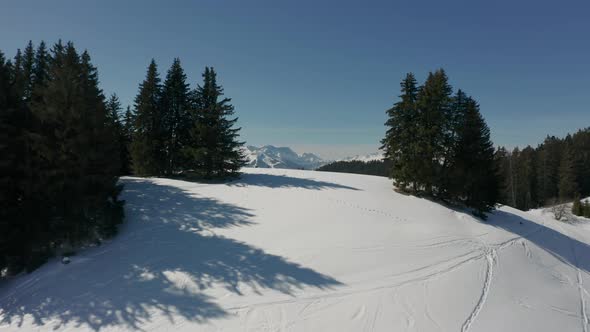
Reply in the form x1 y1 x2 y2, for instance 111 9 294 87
340 151 384 162
2 168 590 331
244 145 326 169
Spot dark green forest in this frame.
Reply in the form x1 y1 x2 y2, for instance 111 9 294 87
0 41 245 275
318 159 391 177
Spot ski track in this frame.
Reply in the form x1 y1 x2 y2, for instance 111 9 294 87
222 222 548 331
573 242 589 332
552 221 590 332
461 248 496 332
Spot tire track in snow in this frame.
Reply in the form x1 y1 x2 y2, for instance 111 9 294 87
461 248 496 332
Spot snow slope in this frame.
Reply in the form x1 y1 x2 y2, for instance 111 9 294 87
2 168 590 331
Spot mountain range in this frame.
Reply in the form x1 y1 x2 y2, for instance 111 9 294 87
244 145 384 170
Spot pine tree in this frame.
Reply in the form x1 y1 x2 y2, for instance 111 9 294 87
21 41 35 102
516 147 538 210
381 73 419 191
494 146 512 205
33 41 50 91
571 129 590 197
105 93 126 175
558 145 578 202
120 106 134 175
131 60 164 176
414 69 453 195
161 58 190 175
1 41 124 274
450 96 498 218
536 136 563 205
0 50 21 272
30 42 123 249
186 67 245 178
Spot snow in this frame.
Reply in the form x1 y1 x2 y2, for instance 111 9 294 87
2 168 590 331
243 145 326 169
339 151 384 162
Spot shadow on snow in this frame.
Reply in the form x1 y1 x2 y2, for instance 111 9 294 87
487 209 590 273
0 178 342 331
228 173 360 190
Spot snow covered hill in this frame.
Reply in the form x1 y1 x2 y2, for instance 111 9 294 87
244 145 325 169
2 168 590 331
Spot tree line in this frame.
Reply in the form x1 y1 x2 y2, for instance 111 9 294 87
317 159 392 177
382 70 498 218
0 41 245 275
495 129 590 211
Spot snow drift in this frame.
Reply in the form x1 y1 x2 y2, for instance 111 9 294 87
1 168 590 331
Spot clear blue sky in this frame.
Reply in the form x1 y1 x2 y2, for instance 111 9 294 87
1 0 589 159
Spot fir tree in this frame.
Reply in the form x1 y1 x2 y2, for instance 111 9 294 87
535 136 562 205
33 41 50 91
414 69 453 195
105 94 126 175
450 97 498 218
130 60 164 176
381 73 419 191
516 147 538 210
161 58 191 175
186 67 245 178
120 106 134 175
21 41 35 101
0 51 21 272
558 145 578 202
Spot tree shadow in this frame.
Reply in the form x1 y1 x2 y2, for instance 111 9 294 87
0 178 342 331
487 209 590 273
228 173 360 190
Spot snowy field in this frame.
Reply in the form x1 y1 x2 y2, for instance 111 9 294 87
2 168 590 331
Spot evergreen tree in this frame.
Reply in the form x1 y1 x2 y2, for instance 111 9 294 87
494 146 512 205
381 73 419 191
161 58 191 175
450 97 498 218
571 129 590 196
30 42 123 252
120 106 134 175
186 67 245 178
516 146 538 210
535 136 563 205
0 41 124 274
0 51 21 272
21 41 35 101
33 41 50 91
130 60 164 176
558 145 578 202
414 69 453 195
105 93 126 175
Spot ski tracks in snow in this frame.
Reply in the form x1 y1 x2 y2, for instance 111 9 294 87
461 248 496 332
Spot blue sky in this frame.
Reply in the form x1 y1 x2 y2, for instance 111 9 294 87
1 0 589 159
